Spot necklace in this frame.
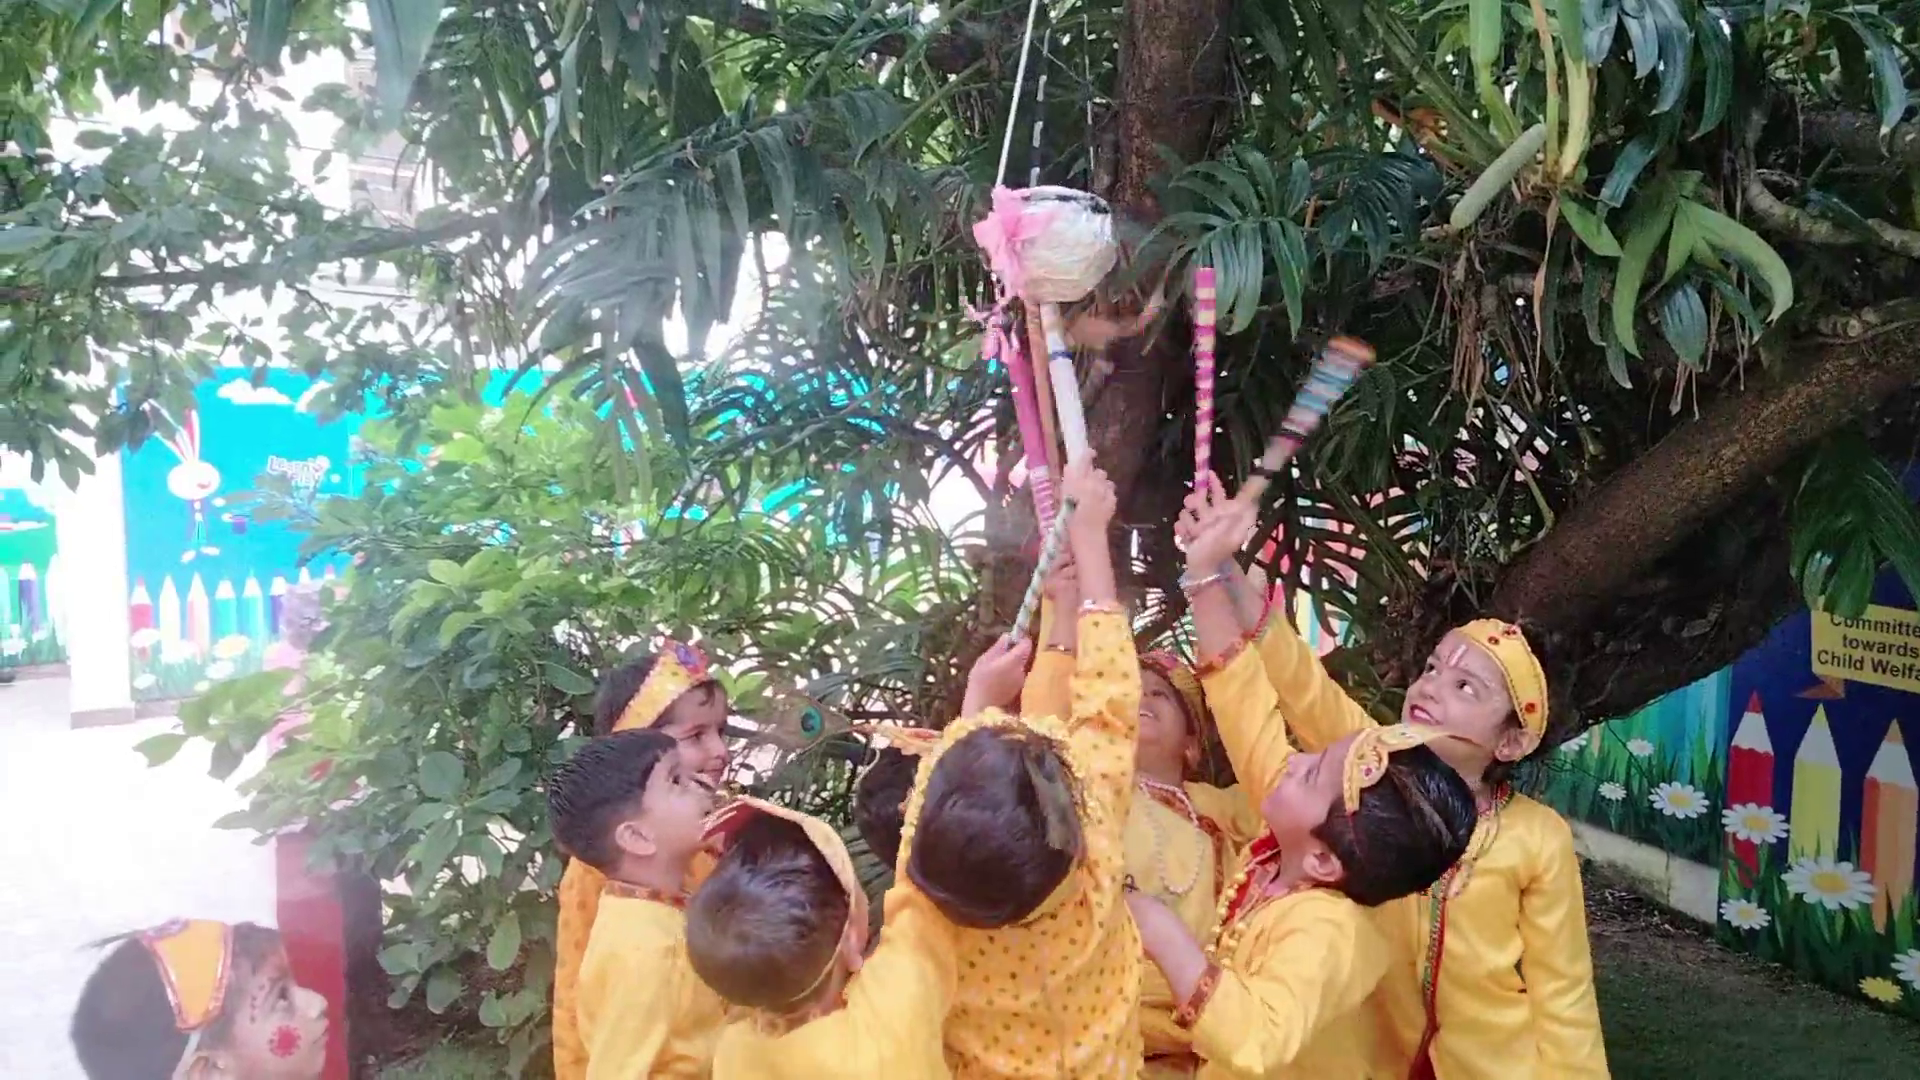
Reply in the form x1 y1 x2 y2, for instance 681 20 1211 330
1136 778 1207 898
1203 833 1283 962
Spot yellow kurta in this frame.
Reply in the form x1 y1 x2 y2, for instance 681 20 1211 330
577 891 726 1080
1237 611 1610 1080
1129 781 1262 1069
1190 888 1387 1080
711 887 957 1080
899 609 1143 1080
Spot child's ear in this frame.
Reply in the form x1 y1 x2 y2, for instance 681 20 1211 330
183 1051 226 1078
1300 841 1345 890
613 819 658 859
1493 725 1542 764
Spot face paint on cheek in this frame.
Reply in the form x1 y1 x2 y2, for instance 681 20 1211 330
268 1025 302 1059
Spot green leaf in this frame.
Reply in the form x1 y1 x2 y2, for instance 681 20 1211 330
1693 10 1731 138
246 0 294 68
134 731 189 767
1657 281 1708 368
427 558 464 586
418 750 466 799
544 662 596 696
1612 185 1678 356
0 226 56 255
1598 135 1658 208
366 0 447 124
1660 199 1698 287
1450 125 1548 231
1559 199 1622 257
487 911 523 971
1681 202 1793 320
424 966 464 1014
402 802 454 832
1836 14 1911 137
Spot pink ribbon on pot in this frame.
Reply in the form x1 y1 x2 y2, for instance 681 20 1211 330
972 186 1055 299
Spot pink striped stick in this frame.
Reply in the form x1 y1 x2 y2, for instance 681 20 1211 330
1192 266 1217 490
998 311 1057 522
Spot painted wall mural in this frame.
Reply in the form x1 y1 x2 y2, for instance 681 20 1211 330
1539 568 1920 1019
121 370 360 701
0 462 64 668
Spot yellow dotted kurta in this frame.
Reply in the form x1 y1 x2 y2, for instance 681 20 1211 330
900 609 1143 1080
1243 613 1610 1080
711 887 957 1080
1192 888 1387 1080
576 892 726 1080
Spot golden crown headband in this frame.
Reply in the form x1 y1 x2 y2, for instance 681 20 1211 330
614 640 713 733
1455 618 1549 736
704 797 870 1009
1341 725 1453 813
137 919 235 1075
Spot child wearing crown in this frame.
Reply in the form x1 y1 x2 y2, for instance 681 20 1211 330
552 640 732 1080
1120 496 1482 1079
893 452 1145 1078
71 919 330 1079
1182 480 1608 1080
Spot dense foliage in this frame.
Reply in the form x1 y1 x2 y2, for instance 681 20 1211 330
12 0 1920 1063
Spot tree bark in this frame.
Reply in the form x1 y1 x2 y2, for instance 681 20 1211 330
1492 320 1920 631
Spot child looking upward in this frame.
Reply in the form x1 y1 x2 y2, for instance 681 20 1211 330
552 642 731 1080
1123 490 1480 1080
547 729 723 1079
898 453 1145 1078
1186 478 1608 1080
688 797 957 1079
71 919 329 1080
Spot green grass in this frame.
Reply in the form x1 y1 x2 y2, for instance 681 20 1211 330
1537 713 1725 864
377 1041 509 1079
1591 875 1920 1077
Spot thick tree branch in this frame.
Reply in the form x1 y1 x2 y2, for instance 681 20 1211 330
1784 104 1920 172
1492 318 1920 626
1744 173 1920 259
0 211 500 304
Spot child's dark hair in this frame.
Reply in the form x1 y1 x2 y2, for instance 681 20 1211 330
854 748 917 869
685 816 850 1011
1314 745 1478 907
592 654 720 736
548 728 678 871
71 923 282 1080
906 727 1084 928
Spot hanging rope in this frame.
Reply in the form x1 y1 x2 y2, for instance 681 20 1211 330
995 0 1049 187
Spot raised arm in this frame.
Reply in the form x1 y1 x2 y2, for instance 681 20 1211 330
1019 557 1080 721
1519 811 1611 1078
1247 587 1376 751
1061 453 1140 871
1130 892 1386 1075
1181 490 1293 793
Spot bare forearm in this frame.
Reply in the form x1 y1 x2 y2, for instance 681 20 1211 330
1136 906 1212 1001
1070 525 1118 607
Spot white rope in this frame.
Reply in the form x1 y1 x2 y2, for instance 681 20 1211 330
995 0 1048 187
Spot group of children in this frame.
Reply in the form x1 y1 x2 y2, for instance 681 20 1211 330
68 450 1611 1079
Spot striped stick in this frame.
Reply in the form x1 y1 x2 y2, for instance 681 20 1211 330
1000 317 1057 522
1038 302 1090 458
1241 337 1376 502
1193 266 1217 489
1012 496 1078 636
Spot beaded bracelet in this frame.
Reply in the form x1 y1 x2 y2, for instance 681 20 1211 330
1079 599 1125 615
1172 963 1224 1029
1179 570 1230 596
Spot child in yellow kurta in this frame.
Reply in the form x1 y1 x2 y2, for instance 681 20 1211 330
1123 504 1482 1080
1184 480 1610 1080
898 453 1144 1079
690 792 957 1078
552 642 732 1080
1018 561 1260 1078
548 728 725 1079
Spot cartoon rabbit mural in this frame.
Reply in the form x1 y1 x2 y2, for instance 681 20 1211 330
157 407 223 562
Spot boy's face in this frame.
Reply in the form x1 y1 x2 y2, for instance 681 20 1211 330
1401 631 1539 770
199 945 328 1080
1260 732 1358 858
658 682 731 789
1135 668 1194 780
620 748 717 864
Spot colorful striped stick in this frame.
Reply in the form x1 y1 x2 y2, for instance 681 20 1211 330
1193 266 1217 489
1241 337 1376 502
1011 495 1077 636
983 307 1059 522
1038 301 1090 458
